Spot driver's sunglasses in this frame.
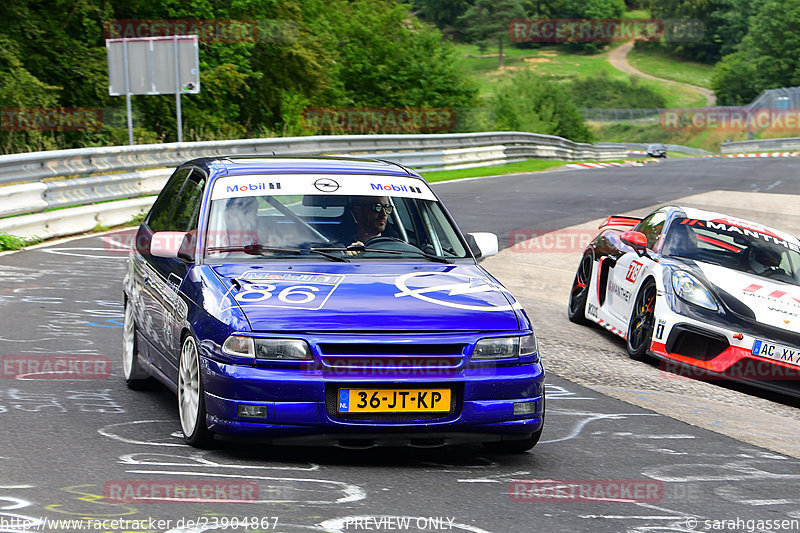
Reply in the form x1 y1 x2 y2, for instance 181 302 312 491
368 203 394 214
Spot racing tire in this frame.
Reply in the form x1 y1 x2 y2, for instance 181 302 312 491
567 254 593 325
178 334 214 448
122 300 152 390
626 280 656 361
483 427 543 454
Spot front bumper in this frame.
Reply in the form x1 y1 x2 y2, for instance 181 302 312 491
649 298 800 394
201 358 545 445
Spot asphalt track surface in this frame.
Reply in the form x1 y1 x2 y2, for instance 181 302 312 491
2 157 800 533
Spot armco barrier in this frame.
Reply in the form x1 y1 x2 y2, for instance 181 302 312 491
0 132 639 241
720 137 800 154
595 142 711 156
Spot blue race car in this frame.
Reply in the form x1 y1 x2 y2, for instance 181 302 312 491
122 156 544 451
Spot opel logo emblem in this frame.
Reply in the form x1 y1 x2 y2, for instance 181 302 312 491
314 178 340 192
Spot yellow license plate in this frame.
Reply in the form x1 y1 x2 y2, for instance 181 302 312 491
337 388 451 413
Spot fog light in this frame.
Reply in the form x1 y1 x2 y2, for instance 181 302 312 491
514 401 537 415
238 405 267 418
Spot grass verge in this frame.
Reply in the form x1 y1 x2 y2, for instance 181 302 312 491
455 43 707 108
626 48 714 89
421 158 644 182
0 233 42 251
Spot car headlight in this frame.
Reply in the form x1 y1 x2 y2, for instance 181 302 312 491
222 335 313 361
473 334 538 362
671 271 717 310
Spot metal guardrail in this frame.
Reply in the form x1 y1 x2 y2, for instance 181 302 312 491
595 142 711 156
0 132 638 241
720 138 800 154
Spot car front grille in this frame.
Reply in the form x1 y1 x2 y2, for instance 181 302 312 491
317 343 466 370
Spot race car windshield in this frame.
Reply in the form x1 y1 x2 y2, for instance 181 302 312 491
204 193 469 261
662 218 800 285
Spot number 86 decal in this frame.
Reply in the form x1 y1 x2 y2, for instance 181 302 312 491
234 284 320 305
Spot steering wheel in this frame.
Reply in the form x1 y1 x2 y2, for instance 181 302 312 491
364 236 406 246
762 268 793 283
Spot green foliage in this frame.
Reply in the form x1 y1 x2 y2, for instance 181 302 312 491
413 0 474 34
645 0 764 64
711 0 800 105
0 0 479 153
711 46 760 106
458 0 527 67
0 232 40 251
324 0 478 108
488 71 593 142
568 71 666 108
555 0 625 19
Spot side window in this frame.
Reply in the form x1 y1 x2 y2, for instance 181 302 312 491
635 211 667 250
168 172 207 232
147 168 192 232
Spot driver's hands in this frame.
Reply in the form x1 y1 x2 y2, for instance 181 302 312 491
345 241 364 256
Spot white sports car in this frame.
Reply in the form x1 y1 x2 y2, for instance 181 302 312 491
568 205 800 395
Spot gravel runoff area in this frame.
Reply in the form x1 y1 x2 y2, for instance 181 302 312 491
482 190 800 459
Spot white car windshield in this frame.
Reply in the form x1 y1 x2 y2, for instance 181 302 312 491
662 218 800 285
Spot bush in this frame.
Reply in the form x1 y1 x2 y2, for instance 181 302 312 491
567 72 666 108
489 71 593 142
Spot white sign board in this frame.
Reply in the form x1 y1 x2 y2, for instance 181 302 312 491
107 36 200 96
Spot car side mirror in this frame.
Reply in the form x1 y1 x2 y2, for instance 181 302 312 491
151 231 195 262
620 230 649 258
466 232 499 259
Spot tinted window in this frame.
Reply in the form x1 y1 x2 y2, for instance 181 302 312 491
168 172 206 232
635 210 667 250
147 168 192 232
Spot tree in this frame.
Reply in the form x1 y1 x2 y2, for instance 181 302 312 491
458 0 527 68
489 71 593 142
711 0 800 104
413 0 474 33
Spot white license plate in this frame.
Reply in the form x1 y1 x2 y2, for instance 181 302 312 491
751 339 800 367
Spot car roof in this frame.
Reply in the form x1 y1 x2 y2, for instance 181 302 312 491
667 205 800 244
180 156 424 182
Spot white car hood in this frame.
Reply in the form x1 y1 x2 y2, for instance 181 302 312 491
696 262 800 333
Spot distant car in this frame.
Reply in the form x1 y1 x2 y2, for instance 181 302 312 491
567 205 800 397
122 156 545 451
646 143 667 158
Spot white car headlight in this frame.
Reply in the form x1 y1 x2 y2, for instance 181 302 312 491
222 335 313 361
671 271 717 311
473 334 538 361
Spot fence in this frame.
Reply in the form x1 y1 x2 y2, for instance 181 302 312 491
720 137 800 154
0 132 632 241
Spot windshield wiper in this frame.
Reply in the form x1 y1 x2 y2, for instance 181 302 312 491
311 245 453 264
207 244 349 262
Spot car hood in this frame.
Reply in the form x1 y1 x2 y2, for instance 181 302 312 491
210 263 522 332
694 262 800 333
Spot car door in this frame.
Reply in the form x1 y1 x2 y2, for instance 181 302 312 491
133 167 193 359
606 209 666 322
136 167 206 377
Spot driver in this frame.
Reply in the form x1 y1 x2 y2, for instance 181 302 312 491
345 195 393 254
748 242 784 275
